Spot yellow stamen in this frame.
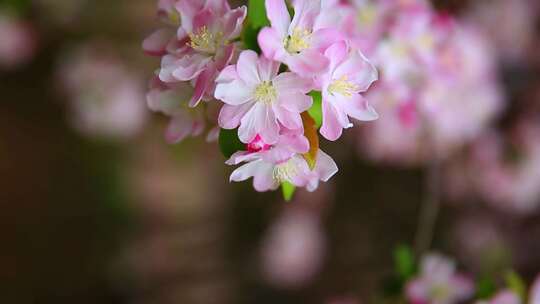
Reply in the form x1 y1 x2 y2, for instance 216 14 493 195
328 75 359 97
188 26 223 54
357 5 377 27
273 160 298 183
284 28 311 54
254 81 277 104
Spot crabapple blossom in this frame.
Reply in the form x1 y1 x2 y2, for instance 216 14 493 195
317 41 378 140
59 45 147 139
358 3 502 165
258 0 343 77
0 13 37 69
477 291 520 304
147 77 207 143
227 130 337 192
145 0 247 106
477 274 540 304
261 208 325 287
406 253 474 304
444 119 540 214
215 50 313 144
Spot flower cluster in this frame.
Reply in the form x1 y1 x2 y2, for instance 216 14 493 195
326 0 504 166
144 0 381 195
402 252 540 304
406 253 474 304
444 117 540 215
0 12 37 70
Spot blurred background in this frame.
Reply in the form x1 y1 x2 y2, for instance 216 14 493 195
1 0 540 303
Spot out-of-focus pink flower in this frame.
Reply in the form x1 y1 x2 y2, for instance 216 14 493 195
479 274 540 304
147 77 206 143
317 42 378 140
59 45 147 139
215 50 313 144
531 275 540 304
261 208 326 287
447 119 540 214
227 130 337 192
465 0 534 62
258 0 343 77
0 13 37 70
477 290 521 304
358 4 503 165
406 253 474 304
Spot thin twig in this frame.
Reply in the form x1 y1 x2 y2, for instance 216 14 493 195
414 124 441 256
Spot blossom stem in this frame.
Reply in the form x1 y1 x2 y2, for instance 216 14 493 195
414 134 441 256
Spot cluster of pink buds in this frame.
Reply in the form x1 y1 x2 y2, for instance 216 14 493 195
144 0 381 196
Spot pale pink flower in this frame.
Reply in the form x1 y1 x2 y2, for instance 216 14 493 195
59 46 147 139
147 77 206 144
406 253 474 304
145 0 247 107
336 0 394 54
0 13 37 69
358 12 502 166
531 275 540 304
317 42 378 141
477 274 540 304
453 120 540 214
477 291 521 304
215 50 313 144
227 131 338 192
258 0 343 77
261 208 325 287
465 0 534 63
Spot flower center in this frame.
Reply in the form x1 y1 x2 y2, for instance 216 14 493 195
284 28 311 54
272 159 298 183
428 284 450 301
247 135 271 153
254 81 277 104
189 26 223 54
328 75 359 97
357 5 377 28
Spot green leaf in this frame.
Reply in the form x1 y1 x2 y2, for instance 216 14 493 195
394 245 416 280
281 182 296 201
475 276 497 299
241 22 261 53
505 271 526 301
218 128 245 158
308 91 323 129
248 0 270 29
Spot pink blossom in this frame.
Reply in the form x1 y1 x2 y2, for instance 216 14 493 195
406 253 474 304
261 208 325 287
0 13 37 69
446 119 540 214
477 290 521 304
215 50 313 144
145 0 247 106
358 7 503 166
59 45 147 139
317 42 378 141
258 0 343 77
465 0 535 62
531 275 540 304
147 77 206 144
479 274 540 304
227 131 337 192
